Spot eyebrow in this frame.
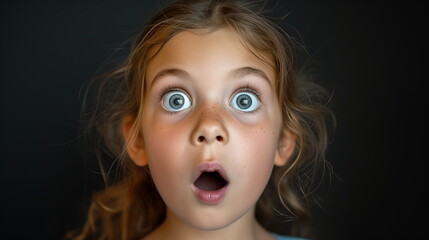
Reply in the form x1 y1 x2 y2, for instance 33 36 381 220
228 67 271 86
149 68 190 90
149 66 271 89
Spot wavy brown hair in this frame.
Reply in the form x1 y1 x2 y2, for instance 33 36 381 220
67 0 334 239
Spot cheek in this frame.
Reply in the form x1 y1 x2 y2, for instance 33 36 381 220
231 125 279 188
143 124 188 189
143 109 189 162
248 130 277 168
147 127 182 157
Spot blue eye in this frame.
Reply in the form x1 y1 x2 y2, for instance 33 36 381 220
162 91 191 112
230 91 259 112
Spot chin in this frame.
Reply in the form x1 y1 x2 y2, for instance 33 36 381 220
180 210 245 232
189 220 233 231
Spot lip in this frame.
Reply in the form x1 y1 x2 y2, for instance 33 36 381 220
192 162 230 204
192 184 229 204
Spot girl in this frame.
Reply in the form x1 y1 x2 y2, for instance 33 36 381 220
68 0 333 239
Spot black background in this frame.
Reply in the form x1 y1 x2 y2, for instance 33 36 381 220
1 0 427 239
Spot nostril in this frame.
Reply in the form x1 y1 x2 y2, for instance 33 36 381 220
216 136 223 142
198 136 205 142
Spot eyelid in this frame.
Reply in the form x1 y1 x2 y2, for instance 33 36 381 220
160 86 185 97
234 87 261 100
158 86 263 112
230 87 262 113
159 86 192 113
159 86 192 101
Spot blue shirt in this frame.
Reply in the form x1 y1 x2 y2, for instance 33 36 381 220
272 233 308 240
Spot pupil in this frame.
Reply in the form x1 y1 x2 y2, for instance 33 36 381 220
237 94 251 109
170 94 184 109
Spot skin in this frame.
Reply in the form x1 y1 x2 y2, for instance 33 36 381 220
123 28 295 240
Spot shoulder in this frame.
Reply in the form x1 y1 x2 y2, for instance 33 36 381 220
271 232 311 240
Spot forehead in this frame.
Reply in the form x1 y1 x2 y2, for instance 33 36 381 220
145 28 275 86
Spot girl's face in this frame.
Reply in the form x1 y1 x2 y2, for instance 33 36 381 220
136 28 288 231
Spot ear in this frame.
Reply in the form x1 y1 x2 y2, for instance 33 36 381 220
274 128 296 166
122 116 147 167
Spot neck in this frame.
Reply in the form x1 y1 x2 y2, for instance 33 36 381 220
144 207 273 240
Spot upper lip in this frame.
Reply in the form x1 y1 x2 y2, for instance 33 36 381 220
192 162 229 184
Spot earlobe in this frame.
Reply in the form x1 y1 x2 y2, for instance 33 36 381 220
274 129 296 166
122 116 147 167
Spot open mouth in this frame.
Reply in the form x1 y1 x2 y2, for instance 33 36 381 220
192 162 229 204
193 171 228 191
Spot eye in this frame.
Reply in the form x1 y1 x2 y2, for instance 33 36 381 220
162 91 192 112
230 91 259 112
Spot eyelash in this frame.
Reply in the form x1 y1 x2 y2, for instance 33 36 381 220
234 86 261 98
158 86 190 115
158 85 263 113
232 86 263 114
159 86 187 100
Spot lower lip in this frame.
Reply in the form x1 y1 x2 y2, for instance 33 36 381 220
192 184 229 204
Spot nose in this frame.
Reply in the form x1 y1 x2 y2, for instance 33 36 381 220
191 107 229 146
